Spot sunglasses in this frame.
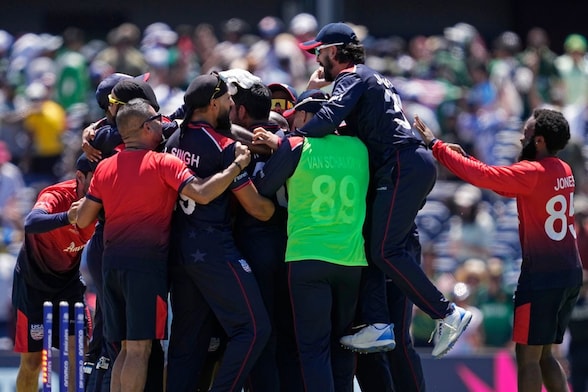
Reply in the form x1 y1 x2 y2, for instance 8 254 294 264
108 94 126 106
314 42 344 56
210 72 223 101
271 99 294 112
141 113 163 127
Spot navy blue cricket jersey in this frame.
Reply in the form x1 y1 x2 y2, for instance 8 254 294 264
297 64 422 170
164 121 251 230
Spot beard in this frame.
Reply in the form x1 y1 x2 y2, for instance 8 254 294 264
322 57 335 82
216 107 232 131
518 138 537 161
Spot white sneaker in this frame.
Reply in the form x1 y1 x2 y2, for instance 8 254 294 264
431 304 473 358
340 324 396 353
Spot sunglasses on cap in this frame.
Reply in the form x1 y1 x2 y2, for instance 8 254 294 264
271 99 294 112
108 94 126 106
210 72 223 101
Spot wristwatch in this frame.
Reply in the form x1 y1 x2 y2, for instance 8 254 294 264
428 138 439 150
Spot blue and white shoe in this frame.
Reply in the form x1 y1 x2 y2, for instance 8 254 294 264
340 323 396 353
431 304 473 358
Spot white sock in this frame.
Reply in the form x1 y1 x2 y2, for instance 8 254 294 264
373 323 389 329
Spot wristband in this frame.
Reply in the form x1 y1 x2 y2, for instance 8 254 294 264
428 138 438 150
232 161 243 171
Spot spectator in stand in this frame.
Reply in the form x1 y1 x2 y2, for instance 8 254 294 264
446 184 495 262
192 23 220 75
93 23 148 78
488 31 526 119
213 18 249 70
249 16 291 85
476 257 514 348
0 250 15 349
21 81 67 184
0 141 25 251
444 282 484 356
454 258 489 305
55 27 91 112
288 13 319 73
555 34 588 108
518 27 562 110
141 23 188 117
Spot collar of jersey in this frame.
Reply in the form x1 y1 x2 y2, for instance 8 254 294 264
187 121 215 131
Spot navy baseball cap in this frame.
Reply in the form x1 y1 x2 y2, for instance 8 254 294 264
184 74 229 109
112 79 160 111
75 153 97 174
282 89 328 118
95 72 150 110
299 22 358 53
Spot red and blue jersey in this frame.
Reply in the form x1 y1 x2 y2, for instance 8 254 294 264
15 180 95 289
86 149 194 271
433 141 583 290
164 121 252 265
164 121 251 230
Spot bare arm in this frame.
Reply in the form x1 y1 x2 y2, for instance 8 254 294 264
231 124 273 155
232 183 276 221
181 164 241 204
180 141 251 204
76 197 102 228
81 122 102 162
252 127 280 151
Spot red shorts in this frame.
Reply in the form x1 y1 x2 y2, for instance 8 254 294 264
12 270 87 353
513 286 580 345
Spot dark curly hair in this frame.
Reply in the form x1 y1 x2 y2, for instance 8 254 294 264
231 83 272 121
532 108 570 153
335 42 365 65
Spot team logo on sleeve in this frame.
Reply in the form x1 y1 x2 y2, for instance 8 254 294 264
237 259 252 273
30 324 44 341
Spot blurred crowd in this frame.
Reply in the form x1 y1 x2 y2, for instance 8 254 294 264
0 14 587 361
